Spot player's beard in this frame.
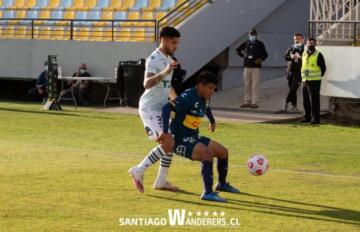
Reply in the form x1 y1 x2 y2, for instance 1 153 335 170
165 47 175 56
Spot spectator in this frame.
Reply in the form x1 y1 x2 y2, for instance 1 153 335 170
28 61 48 102
283 33 305 112
60 63 91 105
236 29 268 109
300 37 326 124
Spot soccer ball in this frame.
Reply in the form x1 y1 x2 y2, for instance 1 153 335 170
247 154 269 176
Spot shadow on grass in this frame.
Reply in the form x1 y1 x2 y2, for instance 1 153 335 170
0 107 111 120
147 191 360 226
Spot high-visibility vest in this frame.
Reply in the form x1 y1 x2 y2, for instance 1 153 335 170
301 50 322 81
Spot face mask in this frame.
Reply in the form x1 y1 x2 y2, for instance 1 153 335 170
45 66 48 71
308 45 315 51
80 69 86 74
249 35 256 42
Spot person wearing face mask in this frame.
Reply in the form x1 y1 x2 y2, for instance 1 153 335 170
283 33 305 112
300 37 326 125
61 63 92 105
28 61 49 102
236 29 268 109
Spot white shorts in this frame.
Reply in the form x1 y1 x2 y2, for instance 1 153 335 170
139 111 163 141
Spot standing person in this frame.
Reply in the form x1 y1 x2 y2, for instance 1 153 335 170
28 61 48 102
128 27 181 193
160 71 240 202
300 37 326 124
283 33 305 112
236 29 268 109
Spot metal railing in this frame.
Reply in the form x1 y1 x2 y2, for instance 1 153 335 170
309 20 360 44
157 0 211 37
0 18 157 41
0 0 211 42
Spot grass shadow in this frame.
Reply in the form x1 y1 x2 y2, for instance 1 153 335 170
147 191 360 226
0 107 111 120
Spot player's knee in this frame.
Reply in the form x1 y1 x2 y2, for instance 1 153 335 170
222 147 229 158
162 137 174 153
202 150 213 161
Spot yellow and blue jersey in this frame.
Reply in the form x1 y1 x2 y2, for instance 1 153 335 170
169 88 211 137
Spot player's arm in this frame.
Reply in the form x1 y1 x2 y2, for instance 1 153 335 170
160 92 189 135
143 60 178 89
156 100 176 143
206 107 216 132
169 87 177 100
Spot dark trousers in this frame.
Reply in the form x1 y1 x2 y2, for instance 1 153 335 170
302 80 321 122
286 74 301 107
61 87 88 104
28 87 48 100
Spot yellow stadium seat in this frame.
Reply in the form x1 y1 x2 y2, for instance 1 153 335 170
48 0 60 9
143 0 161 11
64 10 75 19
156 11 167 20
114 28 133 42
121 0 135 9
25 0 37 8
127 11 140 20
176 0 187 6
142 11 154 20
15 10 26 18
2 26 15 38
88 28 106 41
70 0 84 10
107 0 134 10
141 12 155 27
39 10 50 19
101 11 113 20
73 28 89 41
9 0 25 9
51 26 67 40
86 0 97 9
14 25 30 39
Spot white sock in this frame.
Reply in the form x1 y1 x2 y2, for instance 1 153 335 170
137 145 165 174
155 153 173 185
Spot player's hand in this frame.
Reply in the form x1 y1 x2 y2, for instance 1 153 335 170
38 88 44 95
156 132 171 144
163 60 179 76
255 58 262 65
208 123 216 132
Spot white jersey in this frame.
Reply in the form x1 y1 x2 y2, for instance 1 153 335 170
139 48 173 113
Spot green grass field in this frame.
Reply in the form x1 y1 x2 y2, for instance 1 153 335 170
0 101 359 231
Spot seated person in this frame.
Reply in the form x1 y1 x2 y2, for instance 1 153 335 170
28 61 48 101
60 63 91 105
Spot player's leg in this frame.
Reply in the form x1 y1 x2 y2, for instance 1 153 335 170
190 142 226 202
128 113 167 193
153 134 179 191
207 139 240 193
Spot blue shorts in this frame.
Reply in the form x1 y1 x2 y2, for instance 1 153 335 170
173 134 211 160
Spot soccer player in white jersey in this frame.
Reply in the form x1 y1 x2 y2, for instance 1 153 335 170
128 27 181 193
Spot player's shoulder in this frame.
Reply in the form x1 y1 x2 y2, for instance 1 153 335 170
178 88 196 101
146 50 161 63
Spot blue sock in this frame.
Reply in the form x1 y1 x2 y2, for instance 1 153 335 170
217 157 228 186
201 160 213 194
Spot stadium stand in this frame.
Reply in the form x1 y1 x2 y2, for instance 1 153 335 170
0 0 205 41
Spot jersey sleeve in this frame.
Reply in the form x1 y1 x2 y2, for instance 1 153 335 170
173 90 192 112
145 56 161 75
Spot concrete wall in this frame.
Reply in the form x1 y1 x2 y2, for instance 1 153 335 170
176 0 288 78
320 46 360 99
222 0 310 89
0 39 156 79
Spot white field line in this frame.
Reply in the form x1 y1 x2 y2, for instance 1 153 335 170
1 139 360 181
